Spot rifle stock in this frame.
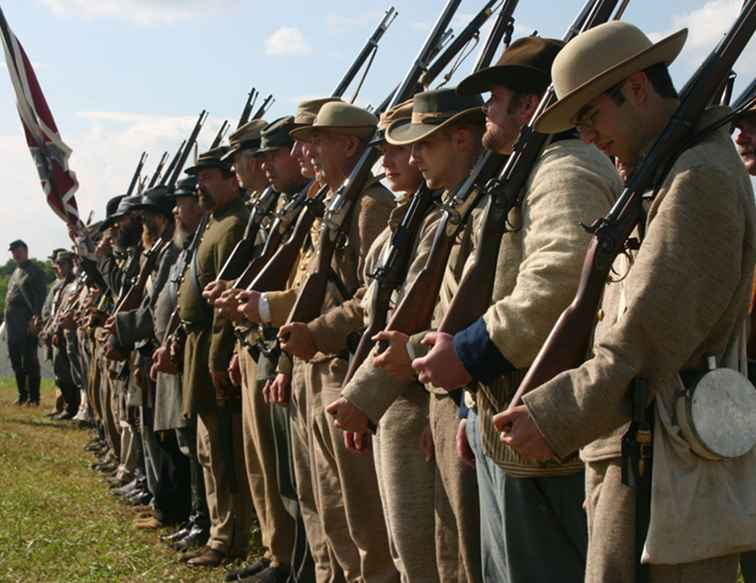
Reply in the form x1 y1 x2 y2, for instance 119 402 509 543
510 0 756 408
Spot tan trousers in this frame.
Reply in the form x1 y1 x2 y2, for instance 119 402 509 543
374 389 439 583
196 404 254 555
585 459 739 583
239 344 296 567
429 394 482 583
309 358 399 583
290 359 345 583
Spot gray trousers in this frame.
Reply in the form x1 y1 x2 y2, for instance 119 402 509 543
466 409 587 583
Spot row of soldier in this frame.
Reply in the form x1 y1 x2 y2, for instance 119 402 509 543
30 14 756 583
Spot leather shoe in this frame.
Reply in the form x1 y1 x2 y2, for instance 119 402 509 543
225 558 271 581
179 544 211 563
241 565 289 583
186 546 227 568
134 516 162 530
112 481 141 497
161 526 190 544
172 526 209 552
125 491 152 507
14 398 27 406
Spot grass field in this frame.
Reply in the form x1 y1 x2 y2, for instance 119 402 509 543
0 380 260 583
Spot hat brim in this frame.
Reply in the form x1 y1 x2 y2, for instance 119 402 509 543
254 144 292 156
535 29 687 134
185 160 231 175
289 125 376 143
458 64 550 96
384 107 485 146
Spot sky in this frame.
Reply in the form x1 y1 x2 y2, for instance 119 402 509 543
0 0 753 260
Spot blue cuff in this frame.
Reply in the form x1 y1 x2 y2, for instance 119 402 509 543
453 317 515 385
458 398 469 419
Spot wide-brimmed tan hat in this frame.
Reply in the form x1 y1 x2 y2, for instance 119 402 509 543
458 36 565 96
385 88 484 146
290 102 377 142
293 97 343 127
369 99 414 146
186 146 232 175
534 22 688 134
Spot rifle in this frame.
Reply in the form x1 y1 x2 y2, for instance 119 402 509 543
158 140 186 187
343 0 523 385
210 120 229 149
282 0 464 332
252 94 275 120
166 110 209 188
113 235 173 315
126 152 147 196
238 87 257 128
216 9 402 289
509 0 756 409
147 151 169 189
334 6 398 101
437 0 625 338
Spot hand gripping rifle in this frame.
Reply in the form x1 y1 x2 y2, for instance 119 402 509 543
509 0 756 410
343 0 523 386
217 8 402 288
280 0 464 333
125 152 148 196
437 0 626 338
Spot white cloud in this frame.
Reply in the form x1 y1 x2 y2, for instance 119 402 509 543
0 111 228 259
264 26 312 57
650 0 756 75
39 0 237 26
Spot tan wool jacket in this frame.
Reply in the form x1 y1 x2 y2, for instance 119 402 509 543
460 139 622 477
523 107 756 463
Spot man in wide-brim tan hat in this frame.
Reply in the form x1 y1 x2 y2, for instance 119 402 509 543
494 21 756 583
409 35 621 583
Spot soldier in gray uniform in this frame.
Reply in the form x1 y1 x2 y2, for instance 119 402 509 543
5 239 47 406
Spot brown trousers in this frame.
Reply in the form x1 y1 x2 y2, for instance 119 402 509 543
290 359 345 583
429 394 482 583
238 344 296 567
308 358 398 583
585 459 739 583
196 404 254 555
374 389 439 583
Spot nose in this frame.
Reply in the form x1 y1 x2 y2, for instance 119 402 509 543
735 129 751 146
409 144 421 168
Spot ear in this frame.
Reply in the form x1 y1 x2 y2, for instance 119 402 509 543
626 71 649 106
343 134 362 158
515 94 541 126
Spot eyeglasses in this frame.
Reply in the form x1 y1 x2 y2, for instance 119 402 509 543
572 81 627 134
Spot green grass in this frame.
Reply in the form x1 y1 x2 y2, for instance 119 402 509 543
0 379 262 582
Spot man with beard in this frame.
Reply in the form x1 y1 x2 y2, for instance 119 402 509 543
106 185 194 530
151 175 212 551
4 239 46 406
410 38 621 582
97 195 149 497
177 146 254 568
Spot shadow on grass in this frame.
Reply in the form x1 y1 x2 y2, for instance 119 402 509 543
5 416 88 432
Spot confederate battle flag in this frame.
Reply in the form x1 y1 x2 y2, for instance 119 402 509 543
0 6 81 228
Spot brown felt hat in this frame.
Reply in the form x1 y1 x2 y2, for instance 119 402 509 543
223 119 268 161
255 116 297 154
384 88 484 146
289 102 378 142
458 36 565 96
534 22 687 134
293 97 344 126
